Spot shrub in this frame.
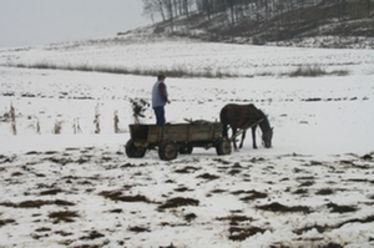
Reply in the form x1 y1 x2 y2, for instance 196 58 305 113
288 65 349 77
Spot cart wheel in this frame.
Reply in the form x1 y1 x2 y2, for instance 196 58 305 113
179 144 193 154
216 138 231 155
159 141 178 161
125 139 146 158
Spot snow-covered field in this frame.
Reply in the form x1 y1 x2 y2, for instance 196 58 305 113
1 36 374 77
1 38 374 247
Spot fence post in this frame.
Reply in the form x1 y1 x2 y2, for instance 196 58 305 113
10 103 17 135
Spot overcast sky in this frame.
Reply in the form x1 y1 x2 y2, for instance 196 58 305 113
0 0 150 48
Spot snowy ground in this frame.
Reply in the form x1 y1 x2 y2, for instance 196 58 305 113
0 39 374 247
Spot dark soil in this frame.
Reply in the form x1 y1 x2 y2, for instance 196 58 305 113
48 211 79 223
55 230 73 237
228 226 266 241
99 191 151 203
316 188 335 195
0 199 74 208
0 219 15 227
35 227 52 232
213 158 231 165
337 215 374 228
326 202 357 213
256 202 311 213
295 215 374 235
217 215 254 224
361 154 373 161
232 190 268 202
294 224 329 235
184 213 197 222
175 166 200 174
108 208 123 213
128 226 151 233
80 230 105 240
293 188 308 195
196 173 220 180
158 197 199 210
39 189 64 195
174 187 193 192
324 243 344 248
11 172 23 177
71 245 101 248
299 181 315 187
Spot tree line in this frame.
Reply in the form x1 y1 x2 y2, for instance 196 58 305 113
142 0 372 27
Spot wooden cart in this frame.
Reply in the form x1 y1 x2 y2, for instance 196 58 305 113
125 122 231 161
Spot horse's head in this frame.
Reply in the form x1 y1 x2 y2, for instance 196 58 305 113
262 127 273 148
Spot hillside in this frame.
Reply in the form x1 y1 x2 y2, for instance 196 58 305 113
139 1 374 49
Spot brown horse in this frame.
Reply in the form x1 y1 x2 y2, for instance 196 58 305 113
220 104 273 150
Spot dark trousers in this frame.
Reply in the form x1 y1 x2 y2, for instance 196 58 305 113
153 106 165 126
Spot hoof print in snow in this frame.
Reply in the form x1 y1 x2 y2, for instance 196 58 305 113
256 202 311 213
158 197 199 210
49 211 79 223
228 226 266 241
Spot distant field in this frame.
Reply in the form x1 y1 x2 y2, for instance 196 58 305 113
1 37 374 78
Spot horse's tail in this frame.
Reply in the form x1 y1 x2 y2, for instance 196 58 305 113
222 122 228 138
219 107 228 138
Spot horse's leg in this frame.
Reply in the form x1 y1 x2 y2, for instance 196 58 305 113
252 126 258 149
232 128 238 150
239 130 246 149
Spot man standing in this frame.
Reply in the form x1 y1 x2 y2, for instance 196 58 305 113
152 74 170 126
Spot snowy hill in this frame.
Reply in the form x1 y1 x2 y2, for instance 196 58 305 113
142 1 374 49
